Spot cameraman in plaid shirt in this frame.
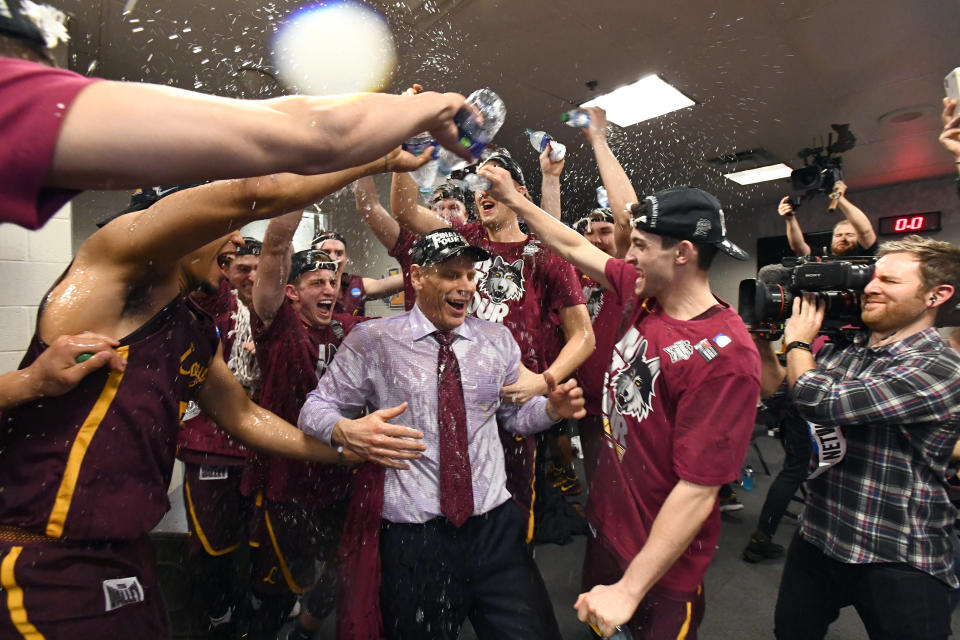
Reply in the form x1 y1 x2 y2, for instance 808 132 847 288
756 235 960 640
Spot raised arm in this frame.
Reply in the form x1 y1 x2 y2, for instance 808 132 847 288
390 171 449 236
50 82 469 190
354 176 400 250
582 107 636 257
198 348 344 464
779 196 812 257
832 181 877 250
539 147 564 219
252 209 302 329
478 164 612 289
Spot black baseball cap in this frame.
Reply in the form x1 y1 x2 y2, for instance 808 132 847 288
478 149 525 188
289 249 338 283
572 208 615 234
411 229 489 268
630 186 749 261
0 1 47 48
96 183 207 228
237 237 262 256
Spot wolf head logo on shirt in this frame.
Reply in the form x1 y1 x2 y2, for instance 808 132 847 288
479 255 525 304
609 335 660 421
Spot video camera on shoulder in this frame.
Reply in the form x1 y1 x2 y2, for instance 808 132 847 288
738 255 876 339
790 124 855 196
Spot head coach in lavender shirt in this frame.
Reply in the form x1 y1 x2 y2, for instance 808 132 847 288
299 228 586 640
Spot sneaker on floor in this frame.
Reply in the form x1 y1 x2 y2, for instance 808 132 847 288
742 532 785 563
718 492 744 512
552 469 582 496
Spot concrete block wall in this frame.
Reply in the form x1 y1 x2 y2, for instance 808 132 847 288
0 203 73 373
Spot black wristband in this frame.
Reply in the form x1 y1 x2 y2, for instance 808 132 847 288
785 340 812 355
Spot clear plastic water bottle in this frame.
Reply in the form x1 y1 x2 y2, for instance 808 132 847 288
462 172 490 192
741 465 755 491
561 108 591 128
525 128 566 161
596 186 609 208
402 132 439 195
434 88 506 182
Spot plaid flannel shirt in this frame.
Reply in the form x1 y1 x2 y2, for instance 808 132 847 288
792 328 960 586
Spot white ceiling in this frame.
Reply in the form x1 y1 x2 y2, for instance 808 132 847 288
54 0 960 219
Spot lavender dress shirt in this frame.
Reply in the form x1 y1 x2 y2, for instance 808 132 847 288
299 304 555 524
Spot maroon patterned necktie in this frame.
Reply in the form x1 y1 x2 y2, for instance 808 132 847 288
434 331 473 527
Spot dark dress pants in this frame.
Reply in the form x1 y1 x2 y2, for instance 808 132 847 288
379 501 561 640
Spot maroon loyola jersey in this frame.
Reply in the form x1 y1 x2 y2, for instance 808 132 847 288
244 301 361 505
587 259 760 595
0 295 219 541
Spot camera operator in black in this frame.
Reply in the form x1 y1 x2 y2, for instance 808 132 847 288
778 180 878 257
759 235 960 640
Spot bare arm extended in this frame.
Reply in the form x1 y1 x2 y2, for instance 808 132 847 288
478 164 612 289
539 147 564 220
49 83 469 190
197 349 344 464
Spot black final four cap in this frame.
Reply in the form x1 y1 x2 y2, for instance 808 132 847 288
629 186 749 260
288 249 338 283
411 229 489 268
477 148 526 188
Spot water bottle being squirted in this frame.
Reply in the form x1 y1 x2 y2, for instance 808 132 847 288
434 88 506 181
525 128 566 161
561 108 591 128
741 465 755 491
401 132 440 195
596 186 609 209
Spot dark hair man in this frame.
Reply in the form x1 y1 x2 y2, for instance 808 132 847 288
478 162 761 639
311 230 403 317
243 211 370 639
778 180 878 257
175 236 261 636
0 152 428 637
762 235 960 640
298 228 586 639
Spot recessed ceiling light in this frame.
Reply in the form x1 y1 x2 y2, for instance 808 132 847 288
580 74 695 127
723 163 793 185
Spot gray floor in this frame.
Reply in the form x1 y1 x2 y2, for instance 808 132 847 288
306 433 960 639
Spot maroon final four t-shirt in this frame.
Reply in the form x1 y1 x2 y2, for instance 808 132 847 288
245 301 361 506
454 221 584 373
587 258 760 596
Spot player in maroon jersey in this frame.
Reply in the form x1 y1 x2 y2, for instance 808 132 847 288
0 152 430 638
310 230 403 317
244 210 368 640
479 161 761 640
175 237 261 636
390 147 594 540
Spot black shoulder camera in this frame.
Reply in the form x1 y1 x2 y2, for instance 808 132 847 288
790 124 856 195
738 255 876 339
